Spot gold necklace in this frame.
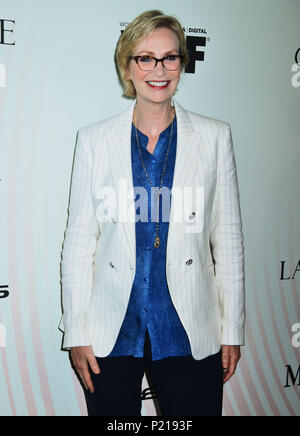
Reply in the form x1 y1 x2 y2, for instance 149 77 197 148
133 111 174 248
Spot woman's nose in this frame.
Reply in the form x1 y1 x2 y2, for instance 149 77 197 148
153 61 166 76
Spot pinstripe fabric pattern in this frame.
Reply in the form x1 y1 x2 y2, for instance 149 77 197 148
59 98 245 360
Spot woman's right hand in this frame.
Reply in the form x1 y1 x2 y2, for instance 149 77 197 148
70 346 100 393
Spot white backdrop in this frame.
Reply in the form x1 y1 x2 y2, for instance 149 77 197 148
0 0 299 416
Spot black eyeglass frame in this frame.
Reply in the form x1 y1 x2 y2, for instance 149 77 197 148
129 54 184 71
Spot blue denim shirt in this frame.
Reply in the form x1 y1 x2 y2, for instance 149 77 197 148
108 116 192 360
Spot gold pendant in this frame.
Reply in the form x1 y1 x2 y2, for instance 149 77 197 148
154 236 160 248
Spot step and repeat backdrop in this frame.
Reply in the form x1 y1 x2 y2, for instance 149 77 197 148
0 0 299 416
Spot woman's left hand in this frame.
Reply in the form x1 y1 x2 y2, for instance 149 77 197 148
221 345 241 384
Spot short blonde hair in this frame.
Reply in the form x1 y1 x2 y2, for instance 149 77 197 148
115 10 189 99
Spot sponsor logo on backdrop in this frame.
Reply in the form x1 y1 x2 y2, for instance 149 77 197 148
282 258 300 389
279 260 300 280
0 285 9 348
0 18 15 88
183 26 208 74
295 48 300 65
0 19 15 45
291 47 300 88
284 364 300 388
119 22 209 74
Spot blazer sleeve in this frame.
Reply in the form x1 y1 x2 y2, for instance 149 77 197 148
59 128 100 349
209 123 245 345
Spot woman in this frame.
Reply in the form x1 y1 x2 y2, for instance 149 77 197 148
59 10 245 416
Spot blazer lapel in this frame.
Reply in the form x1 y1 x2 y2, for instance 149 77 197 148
107 98 195 262
166 99 196 260
108 100 136 260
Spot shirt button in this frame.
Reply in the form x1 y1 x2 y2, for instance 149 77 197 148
143 308 147 313
186 259 193 265
144 277 148 282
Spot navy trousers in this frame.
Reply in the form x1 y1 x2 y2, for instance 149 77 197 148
84 329 223 416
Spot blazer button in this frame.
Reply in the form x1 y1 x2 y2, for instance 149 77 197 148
186 259 193 265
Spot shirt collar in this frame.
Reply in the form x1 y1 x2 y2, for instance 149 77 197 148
132 115 177 162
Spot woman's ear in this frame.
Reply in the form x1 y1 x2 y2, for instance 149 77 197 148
124 68 130 82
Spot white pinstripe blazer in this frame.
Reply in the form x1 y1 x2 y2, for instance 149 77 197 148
59 98 245 360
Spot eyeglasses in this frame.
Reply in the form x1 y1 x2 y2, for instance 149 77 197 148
129 54 184 71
